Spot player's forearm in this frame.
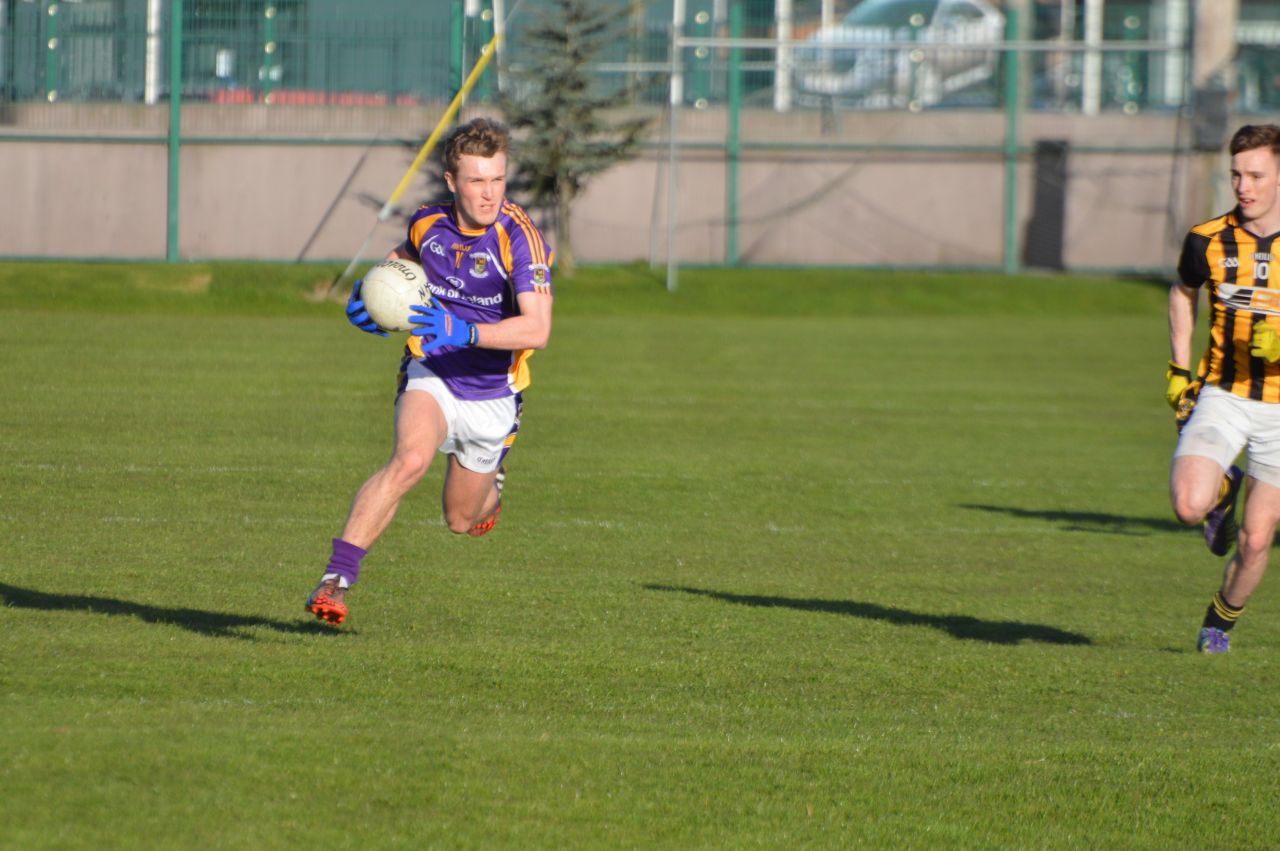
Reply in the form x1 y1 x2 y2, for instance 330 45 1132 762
474 313 551 351
1168 284 1198 367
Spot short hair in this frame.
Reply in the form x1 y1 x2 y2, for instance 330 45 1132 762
1229 124 1280 157
443 117 511 175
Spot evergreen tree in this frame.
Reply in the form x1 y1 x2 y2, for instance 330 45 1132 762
499 0 650 276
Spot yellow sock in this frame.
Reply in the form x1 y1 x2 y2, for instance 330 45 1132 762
1203 591 1245 631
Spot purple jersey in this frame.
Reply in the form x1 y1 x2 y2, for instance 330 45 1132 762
402 199 553 400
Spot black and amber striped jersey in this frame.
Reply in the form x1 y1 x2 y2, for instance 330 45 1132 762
1178 209 1280 401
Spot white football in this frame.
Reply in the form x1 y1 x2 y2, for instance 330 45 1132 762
359 259 430 332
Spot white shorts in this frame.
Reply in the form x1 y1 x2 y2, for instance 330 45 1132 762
398 359 520 474
1174 384 1280 487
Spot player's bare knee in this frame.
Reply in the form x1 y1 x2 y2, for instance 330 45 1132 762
443 511 475 535
1171 492 1211 526
1239 527 1273 562
387 451 432 490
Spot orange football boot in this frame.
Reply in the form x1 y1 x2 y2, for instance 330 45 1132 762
305 575 349 625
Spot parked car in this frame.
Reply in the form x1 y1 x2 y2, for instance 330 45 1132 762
794 0 1005 108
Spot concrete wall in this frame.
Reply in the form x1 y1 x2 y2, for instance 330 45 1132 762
0 104 1227 273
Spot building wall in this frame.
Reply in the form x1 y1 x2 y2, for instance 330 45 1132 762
0 104 1227 273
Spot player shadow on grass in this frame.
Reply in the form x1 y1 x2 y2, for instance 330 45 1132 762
0 582 344 640
645 584 1091 646
960 504 1186 536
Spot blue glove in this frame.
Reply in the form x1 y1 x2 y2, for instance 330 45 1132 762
345 279 388 337
409 298 478 354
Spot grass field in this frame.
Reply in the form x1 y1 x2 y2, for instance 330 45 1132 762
2 262 1277 848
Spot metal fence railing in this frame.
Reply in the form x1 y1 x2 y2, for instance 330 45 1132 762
3 0 1278 130
1 0 456 107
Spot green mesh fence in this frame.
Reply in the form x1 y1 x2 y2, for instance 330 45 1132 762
2 0 1277 130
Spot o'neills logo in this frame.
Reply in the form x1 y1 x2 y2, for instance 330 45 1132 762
383 260 418 281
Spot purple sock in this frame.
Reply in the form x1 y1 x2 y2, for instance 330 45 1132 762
326 538 367 587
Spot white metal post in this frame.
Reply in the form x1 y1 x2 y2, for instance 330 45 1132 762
774 0 793 112
145 0 163 105
493 0 505 92
670 0 685 107
1054 0 1075 105
1082 0 1103 115
464 0 480 100
667 1 686 291
1158 0 1188 107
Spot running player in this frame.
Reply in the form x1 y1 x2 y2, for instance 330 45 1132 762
306 117 554 625
1168 123 1280 653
